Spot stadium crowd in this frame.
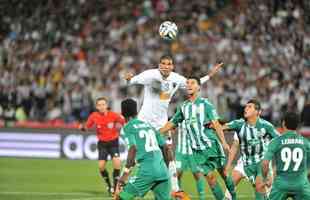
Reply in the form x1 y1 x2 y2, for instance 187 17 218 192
0 0 309 126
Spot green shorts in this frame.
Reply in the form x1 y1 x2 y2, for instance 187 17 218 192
269 179 310 200
175 152 202 173
120 160 170 199
243 161 273 185
243 162 263 185
193 138 226 175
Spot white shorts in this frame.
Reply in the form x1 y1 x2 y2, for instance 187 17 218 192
233 159 247 179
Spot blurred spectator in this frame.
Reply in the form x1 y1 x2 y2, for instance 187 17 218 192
0 0 309 127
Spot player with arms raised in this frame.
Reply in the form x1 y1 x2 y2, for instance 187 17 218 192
262 112 310 200
125 54 223 194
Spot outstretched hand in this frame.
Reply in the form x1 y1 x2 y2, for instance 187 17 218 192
124 72 134 81
209 62 224 77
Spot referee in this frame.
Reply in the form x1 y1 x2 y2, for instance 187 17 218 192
80 97 125 195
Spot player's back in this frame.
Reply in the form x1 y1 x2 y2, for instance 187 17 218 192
121 118 169 180
272 131 310 189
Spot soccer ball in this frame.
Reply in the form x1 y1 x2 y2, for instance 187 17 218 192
159 21 178 41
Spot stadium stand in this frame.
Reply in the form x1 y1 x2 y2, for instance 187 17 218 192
0 0 309 128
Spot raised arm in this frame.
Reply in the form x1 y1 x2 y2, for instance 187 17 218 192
124 70 154 85
200 62 224 84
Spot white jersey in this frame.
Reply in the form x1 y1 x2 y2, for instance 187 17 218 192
129 69 187 129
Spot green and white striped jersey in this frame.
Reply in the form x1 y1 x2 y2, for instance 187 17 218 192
227 118 279 166
176 122 193 155
171 97 219 151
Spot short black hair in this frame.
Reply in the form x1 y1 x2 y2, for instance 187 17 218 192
121 98 138 119
247 99 261 111
96 97 108 104
160 54 174 63
187 76 201 85
282 112 300 130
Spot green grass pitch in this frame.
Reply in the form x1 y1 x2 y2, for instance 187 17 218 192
0 158 255 200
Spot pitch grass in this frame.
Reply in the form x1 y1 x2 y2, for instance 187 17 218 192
0 158 254 200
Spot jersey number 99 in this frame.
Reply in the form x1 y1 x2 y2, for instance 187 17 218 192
280 147 303 171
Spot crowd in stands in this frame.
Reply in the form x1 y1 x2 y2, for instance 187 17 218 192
0 0 309 127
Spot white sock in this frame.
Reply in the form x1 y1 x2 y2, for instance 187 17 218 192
169 161 179 192
224 189 232 200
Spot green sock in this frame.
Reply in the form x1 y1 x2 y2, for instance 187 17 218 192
255 190 265 200
224 176 237 200
196 176 206 200
210 181 224 200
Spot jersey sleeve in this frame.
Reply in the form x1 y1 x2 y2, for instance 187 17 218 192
171 105 184 126
233 132 239 142
265 122 280 139
122 126 136 147
129 70 153 85
205 101 220 121
263 138 279 161
175 74 187 90
226 119 244 131
85 113 95 129
154 129 166 147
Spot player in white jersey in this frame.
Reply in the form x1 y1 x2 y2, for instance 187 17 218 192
125 55 222 130
125 54 223 197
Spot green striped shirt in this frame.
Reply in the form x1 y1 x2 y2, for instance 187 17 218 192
227 118 279 166
171 97 219 151
176 122 193 155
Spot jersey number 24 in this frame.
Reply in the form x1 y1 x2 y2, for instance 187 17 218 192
139 130 160 152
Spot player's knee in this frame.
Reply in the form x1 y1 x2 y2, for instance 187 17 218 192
193 172 202 181
255 182 265 193
98 162 106 171
119 191 134 200
205 173 217 187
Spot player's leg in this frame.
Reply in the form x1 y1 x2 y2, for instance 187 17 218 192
152 179 172 200
193 172 206 200
164 138 180 192
211 138 236 200
268 185 287 200
109 139 121 192
224 169 245 199
188 154 206 200
97 141 112 194
255 162 272 200
218 167 237 200
119 172 152 199
205 170 225 200
224 159 246 199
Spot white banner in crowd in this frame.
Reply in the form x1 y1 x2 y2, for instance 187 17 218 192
0 132 128 160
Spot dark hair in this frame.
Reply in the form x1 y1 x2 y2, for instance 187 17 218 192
282 112 300 130
160 54 174 63
187 76 201 85
121 98 138 119
96 97 108 104
247 99 261 111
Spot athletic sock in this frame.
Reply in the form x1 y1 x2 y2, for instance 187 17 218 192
196 176 206 200
168 161 180 192
113 169 121 191
210 181 224 200
100 170 112 190
224 176 237 200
